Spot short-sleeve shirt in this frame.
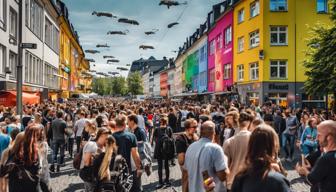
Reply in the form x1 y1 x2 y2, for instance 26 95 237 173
133 127 147 142
185 138 227 192
307 150 336 192
80 141 98 169
113 131 137 170
74 118 88 137
175 133 194 154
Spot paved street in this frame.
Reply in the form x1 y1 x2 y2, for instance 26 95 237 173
50 151 310 192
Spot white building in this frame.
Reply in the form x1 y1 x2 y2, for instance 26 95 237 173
142 71 149 97
153 72 160 97
0 0 60 100
167 67 175 97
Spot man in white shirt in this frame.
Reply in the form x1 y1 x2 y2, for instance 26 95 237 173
74 112 88 153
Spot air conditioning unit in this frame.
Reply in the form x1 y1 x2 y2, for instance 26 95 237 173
259 50 264 60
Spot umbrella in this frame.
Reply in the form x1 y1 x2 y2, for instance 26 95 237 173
117 67 129 71
107 59 120 63
103 55 115 59
145 29 159 35
86 59 96 62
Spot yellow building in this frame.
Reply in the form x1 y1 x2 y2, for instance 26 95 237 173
57 1 91 98
233 0 331 107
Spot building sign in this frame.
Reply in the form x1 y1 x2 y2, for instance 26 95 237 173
269 84 289 90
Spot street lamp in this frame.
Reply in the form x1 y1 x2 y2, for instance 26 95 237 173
16 0 37 122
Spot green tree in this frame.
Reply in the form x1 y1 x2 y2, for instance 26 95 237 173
111 76 128 96
304 1 336 112
127 71 144 95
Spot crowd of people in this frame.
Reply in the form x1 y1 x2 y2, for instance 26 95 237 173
0 98 335 192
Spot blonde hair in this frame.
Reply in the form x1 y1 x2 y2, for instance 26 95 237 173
98 135 117 180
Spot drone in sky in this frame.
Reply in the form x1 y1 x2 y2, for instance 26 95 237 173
96 43 110 48
159 0 187 9
103 55 115 59
85 50 100 54
107 30 129 35
168 22 179 28
139 45 155 50
107 59 120 63
92 11 117 18
118 18 140 25
145 29 159 35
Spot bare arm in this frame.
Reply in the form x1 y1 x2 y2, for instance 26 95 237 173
177 153 185 167
216 169 229 182
83 152 93 166
131 147 141 170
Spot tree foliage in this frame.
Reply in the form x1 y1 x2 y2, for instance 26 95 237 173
304 1 336 97
127 71 144 95
92 76 128 96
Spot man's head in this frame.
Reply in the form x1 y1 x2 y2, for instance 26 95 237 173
127 114 138 129
184 118 198 135
95 127 111 146
317 120 336 150
239 112 254 129
56 111 64 119
200 121 215 140
115 114 127 130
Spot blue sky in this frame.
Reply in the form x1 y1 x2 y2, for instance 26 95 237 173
63 0 222 76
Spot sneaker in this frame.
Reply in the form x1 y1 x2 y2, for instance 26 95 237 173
155 183 164 189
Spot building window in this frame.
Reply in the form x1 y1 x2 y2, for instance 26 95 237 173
9 51 17 78
29 0 43 39
0 0 6 30
200 45 206 62
223 64 231 79
0 44 5 74
209 68 215 82
238 36 244 52
9 8 17 40
45 17 59 53
250 62 259 80
237 65 244 81
217 34 222 49
270 26 287 45
250 0 260 18
238 8 244 23
249 30 260 48
225 26 232 45
270 60 287 79
25 51 43 84
270 0 287 11
210 40 215 55
317 0 328 13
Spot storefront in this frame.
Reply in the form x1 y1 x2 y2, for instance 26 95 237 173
237 82 262 106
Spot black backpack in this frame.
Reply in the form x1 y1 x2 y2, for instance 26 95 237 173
95 155 133 192
160 128 175 160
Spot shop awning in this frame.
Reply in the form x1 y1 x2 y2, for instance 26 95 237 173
0 91 40 107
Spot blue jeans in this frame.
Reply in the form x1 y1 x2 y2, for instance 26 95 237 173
282 133 295 158
52 139 65 165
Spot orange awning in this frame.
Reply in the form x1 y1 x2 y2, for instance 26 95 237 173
0 91 40 107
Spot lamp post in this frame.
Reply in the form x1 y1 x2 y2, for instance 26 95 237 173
16 0 37 122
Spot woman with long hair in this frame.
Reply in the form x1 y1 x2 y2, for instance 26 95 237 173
4 125 42 192
65 113 75 158
231 124 290 192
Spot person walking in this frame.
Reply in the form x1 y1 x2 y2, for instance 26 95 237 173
223 112 254 191
74 112 88 153
185 121 229 192
176 118 199 192
282 109 299 161
112 115 142 192
50 111 67 172
151 115 174 189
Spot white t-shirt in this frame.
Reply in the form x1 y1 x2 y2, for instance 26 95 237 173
80 141 98 169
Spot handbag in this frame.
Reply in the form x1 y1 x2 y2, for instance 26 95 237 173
79 166 95 183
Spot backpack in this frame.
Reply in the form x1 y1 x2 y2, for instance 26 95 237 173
95 155 133 192
160 128 175 160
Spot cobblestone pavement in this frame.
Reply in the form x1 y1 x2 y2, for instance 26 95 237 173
50 152 310 192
